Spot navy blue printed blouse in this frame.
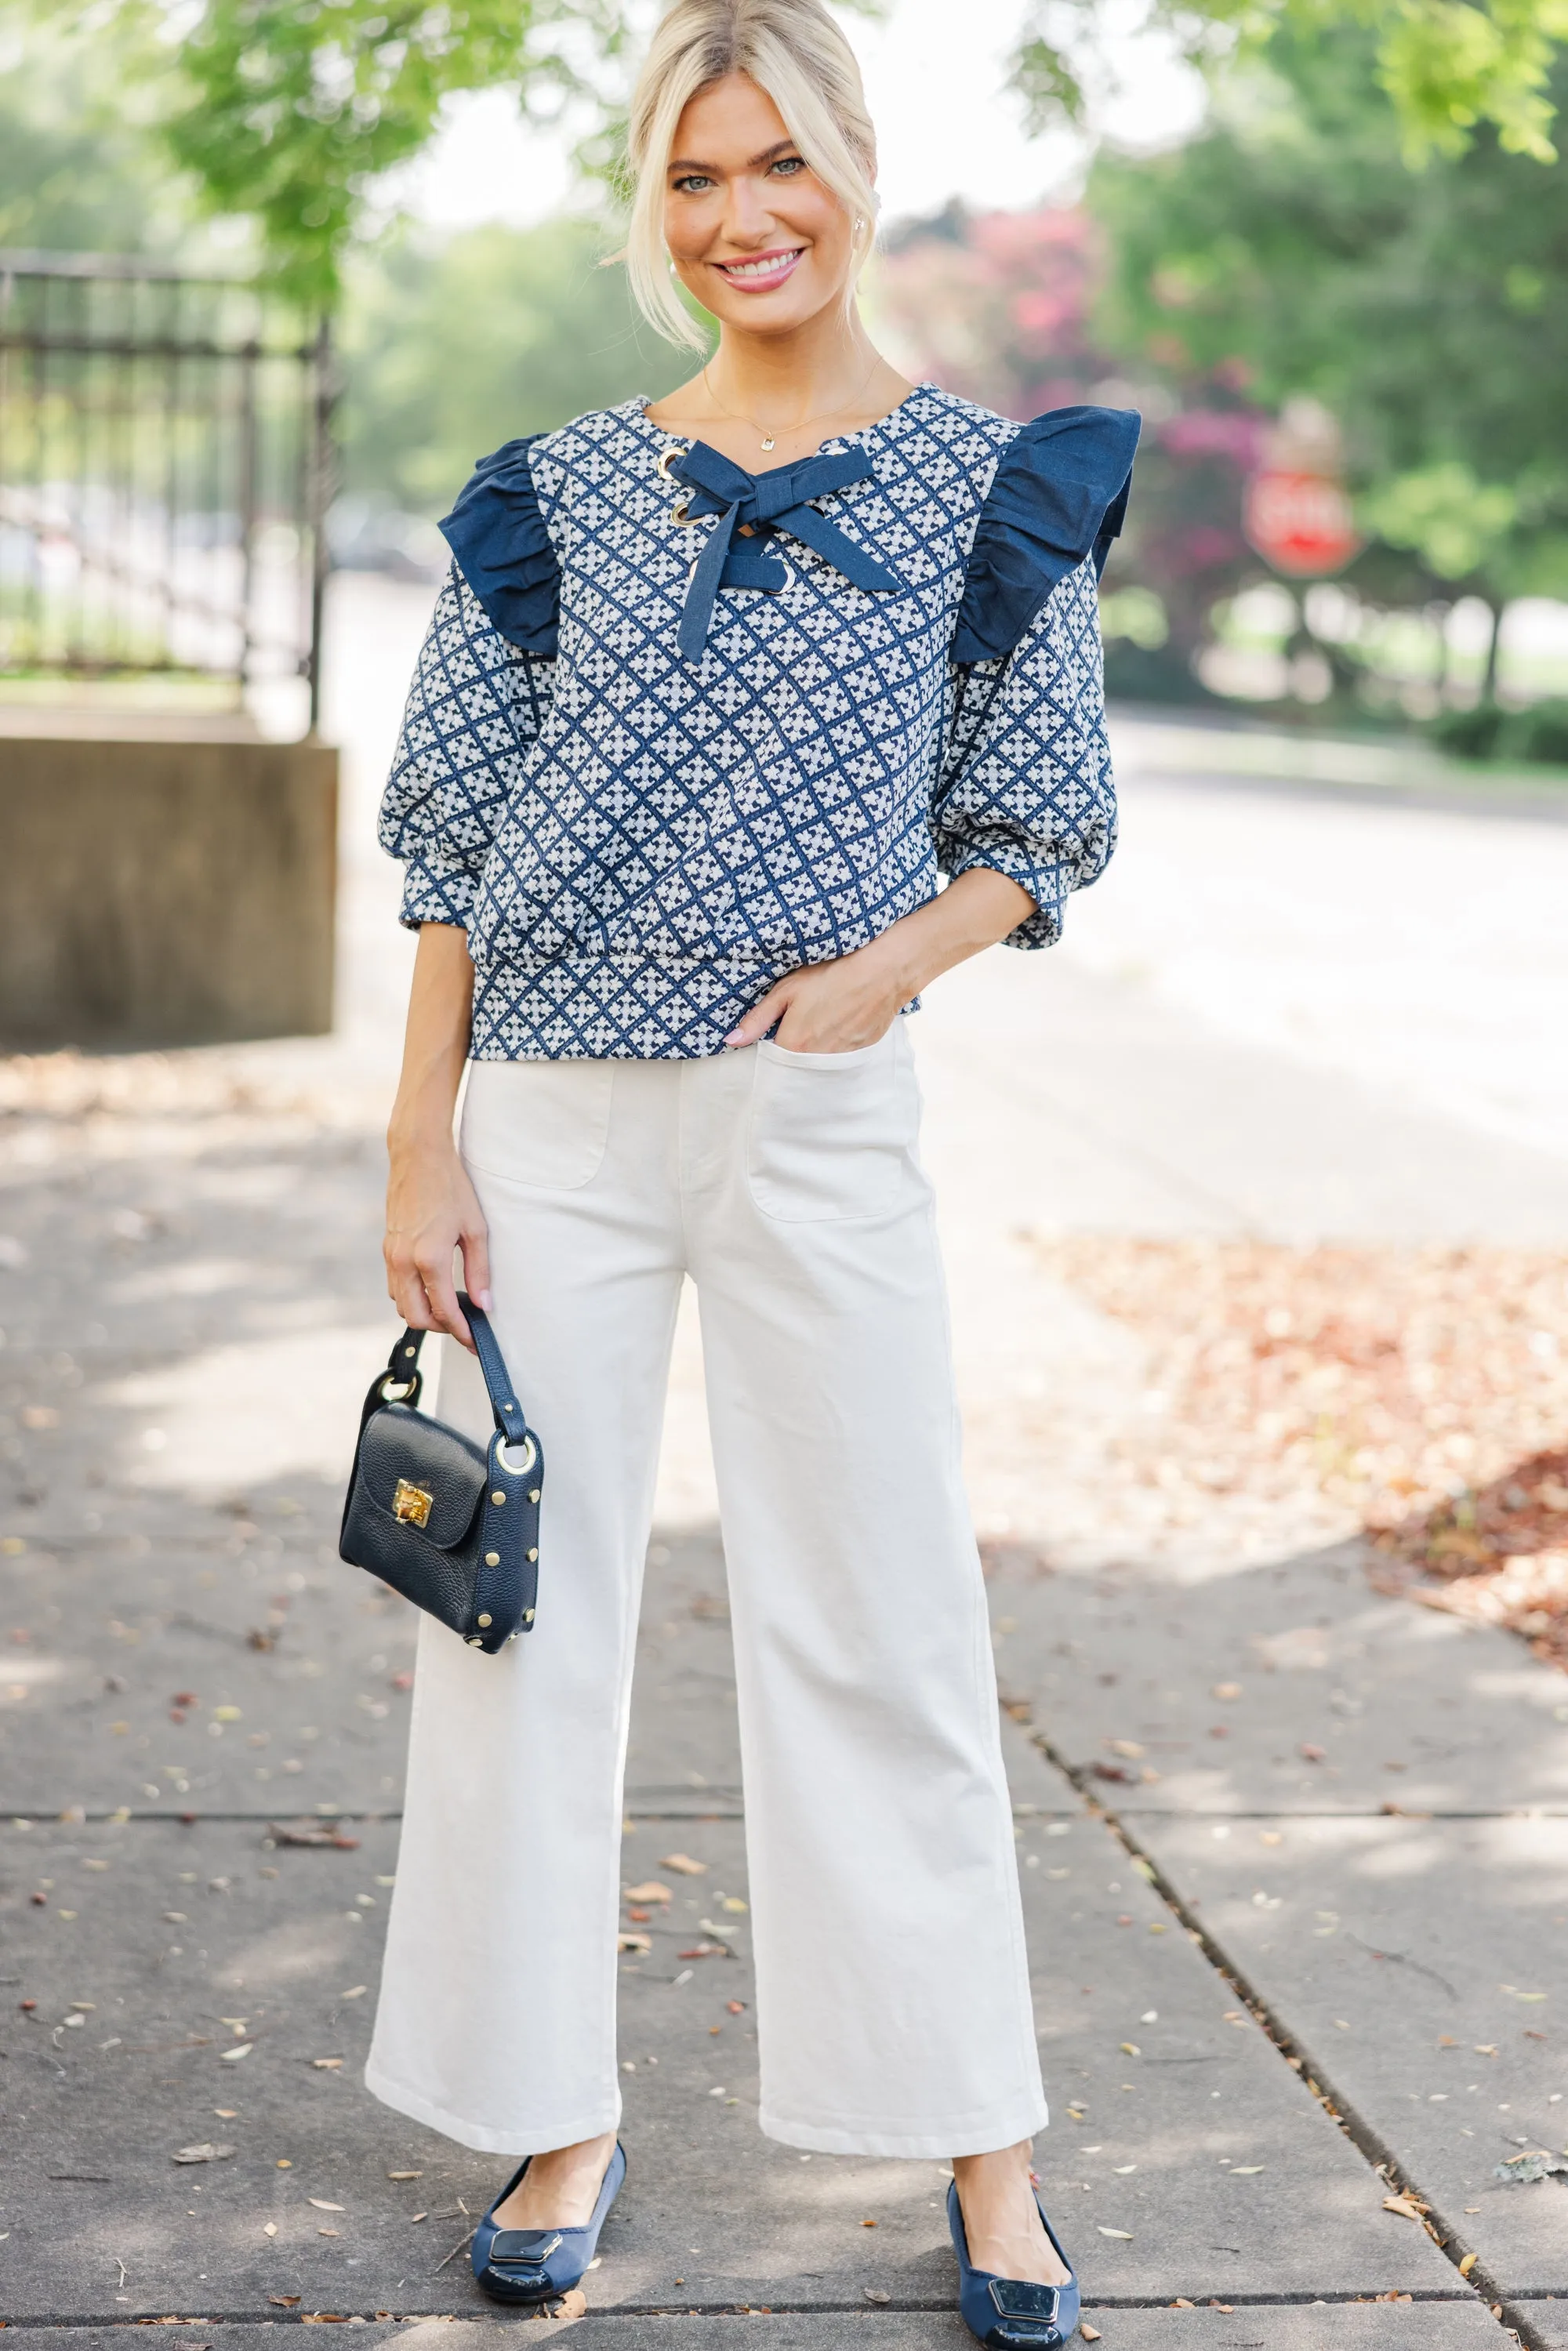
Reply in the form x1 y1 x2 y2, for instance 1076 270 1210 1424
379 384 1138 1061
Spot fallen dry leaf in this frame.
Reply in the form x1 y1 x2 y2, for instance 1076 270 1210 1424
311 2058 344 2070
1460 2253 1479 2275
659 1852 706 1875
308 2198 345 2212
1097 2226 1134 2239
678 1943 728 1959
623 1881 672 1903
552 2290 587 2320
268 2296 299 2307
220 2044 252 2063
1230 2166 1265 2175
1495 2150 1568 2185
863 2288 891 2304
617 1932 652 1955
263 2224 278 2238
387 2171 422 2181
172 2145 234 2164
1382 2194 1425 2219
267 1822 361 1850
1080 2328 1102 2342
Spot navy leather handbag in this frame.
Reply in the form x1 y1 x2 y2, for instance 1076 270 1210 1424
339 1296 543 1653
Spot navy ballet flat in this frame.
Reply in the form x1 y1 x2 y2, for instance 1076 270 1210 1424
948 2176 1081 2349
470 2140 626 2305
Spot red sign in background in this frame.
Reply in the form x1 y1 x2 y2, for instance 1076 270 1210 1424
1244 467 1363 578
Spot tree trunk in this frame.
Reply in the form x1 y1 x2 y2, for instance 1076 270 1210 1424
1481 599 1503 704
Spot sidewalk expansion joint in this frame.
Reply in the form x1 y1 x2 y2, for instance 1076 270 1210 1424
0 2290 1497 2329
1032 1728 1540 2351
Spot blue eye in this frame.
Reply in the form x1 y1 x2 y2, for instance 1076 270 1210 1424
673 174 713 194
771 157 805 176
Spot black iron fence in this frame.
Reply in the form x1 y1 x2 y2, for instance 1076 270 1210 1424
0 251 334 728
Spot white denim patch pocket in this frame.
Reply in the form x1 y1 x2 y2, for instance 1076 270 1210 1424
746 1027 920 1224
460 1058 615 1191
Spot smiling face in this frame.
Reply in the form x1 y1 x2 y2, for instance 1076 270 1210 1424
663 72 861 339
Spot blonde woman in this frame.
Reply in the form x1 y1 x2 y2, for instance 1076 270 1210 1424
368 2 1136 2341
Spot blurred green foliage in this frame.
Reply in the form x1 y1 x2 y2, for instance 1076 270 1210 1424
26 0 632 306
0 12 179 253
1090 37 1568 619
339 220 699 513
1014 0 1568 163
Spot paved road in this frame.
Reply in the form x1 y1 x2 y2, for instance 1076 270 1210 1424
2 575 1565 2345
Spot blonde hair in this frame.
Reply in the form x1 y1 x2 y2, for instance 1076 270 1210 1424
626 0 879 349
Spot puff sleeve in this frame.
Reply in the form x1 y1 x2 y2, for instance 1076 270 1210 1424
932 405 1139 948
377 439 561 931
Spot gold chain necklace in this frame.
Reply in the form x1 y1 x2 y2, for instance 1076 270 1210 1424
700 354 884 454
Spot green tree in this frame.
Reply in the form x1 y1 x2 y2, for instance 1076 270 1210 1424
339 218 698 514
1088 36 1568 678
1014 0 1568 162
31 0 633 307
0 9 183 253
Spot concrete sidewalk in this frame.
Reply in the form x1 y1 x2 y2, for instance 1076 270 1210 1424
4 591 1566 2344
2 1030 1561 2345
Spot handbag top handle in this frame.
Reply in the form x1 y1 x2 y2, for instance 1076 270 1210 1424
379 1294 532 1456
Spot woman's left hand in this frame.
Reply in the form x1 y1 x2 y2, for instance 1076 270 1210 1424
724 931 914 1055
724 869 1039 1056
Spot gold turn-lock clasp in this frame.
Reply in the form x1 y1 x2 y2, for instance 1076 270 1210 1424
393 1478 434 1529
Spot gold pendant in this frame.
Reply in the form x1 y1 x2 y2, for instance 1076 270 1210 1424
760 435 776 452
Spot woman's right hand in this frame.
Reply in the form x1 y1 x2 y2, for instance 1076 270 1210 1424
384 1131 492 1348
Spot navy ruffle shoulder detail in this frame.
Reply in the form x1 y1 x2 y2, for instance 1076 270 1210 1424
438 437 561 657
951 405 1141 666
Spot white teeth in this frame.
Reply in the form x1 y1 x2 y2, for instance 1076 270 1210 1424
721 252 800 281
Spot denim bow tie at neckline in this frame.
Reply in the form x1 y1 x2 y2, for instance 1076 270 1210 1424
668 441 902 663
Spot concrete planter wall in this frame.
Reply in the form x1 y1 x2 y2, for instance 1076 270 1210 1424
0 732 339 1050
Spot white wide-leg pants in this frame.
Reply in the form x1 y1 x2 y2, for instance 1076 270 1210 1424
365 1028 1046 2159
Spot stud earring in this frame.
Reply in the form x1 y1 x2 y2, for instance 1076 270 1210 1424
854 215 867 238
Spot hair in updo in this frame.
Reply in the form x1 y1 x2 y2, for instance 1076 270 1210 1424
626 0 879 348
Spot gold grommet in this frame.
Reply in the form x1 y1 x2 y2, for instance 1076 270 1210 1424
477 1613 492 1628
655 443 689 482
